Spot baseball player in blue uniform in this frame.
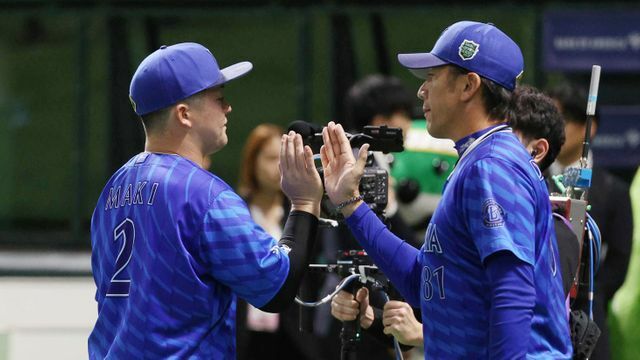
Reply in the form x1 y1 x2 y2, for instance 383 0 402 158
88 42 322 359
320 21 572 358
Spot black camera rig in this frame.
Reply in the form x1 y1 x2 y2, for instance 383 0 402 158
298 250 394 360
287 121 403 220
318 160 389 219
287 121 404 155
288 121 406 359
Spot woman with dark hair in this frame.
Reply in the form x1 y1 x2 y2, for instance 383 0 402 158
238 123 286 237
236 124 284 359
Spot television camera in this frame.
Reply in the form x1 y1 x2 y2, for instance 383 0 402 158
287 121 403 219
288 121 406 360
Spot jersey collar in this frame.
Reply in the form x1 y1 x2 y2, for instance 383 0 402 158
454 124 504 157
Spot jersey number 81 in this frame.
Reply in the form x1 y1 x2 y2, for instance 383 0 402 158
422 265 445 301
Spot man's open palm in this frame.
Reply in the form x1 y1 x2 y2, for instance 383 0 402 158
320 122 369 206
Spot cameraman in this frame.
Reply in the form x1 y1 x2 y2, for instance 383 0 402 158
313 74 421 360
508 85 580 300
343 74 420 246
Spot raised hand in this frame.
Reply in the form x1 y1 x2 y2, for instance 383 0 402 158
320 122 369 216
382 300 423 347
330 288 374 329
279 131 323 216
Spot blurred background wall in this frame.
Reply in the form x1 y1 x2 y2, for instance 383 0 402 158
0 1 638 359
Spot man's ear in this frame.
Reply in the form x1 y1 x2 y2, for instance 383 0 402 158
175 103 193 128
530 138 549 165
460 72 482 102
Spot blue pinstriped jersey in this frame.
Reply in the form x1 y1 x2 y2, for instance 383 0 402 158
420 129 572 358
89 153 290 359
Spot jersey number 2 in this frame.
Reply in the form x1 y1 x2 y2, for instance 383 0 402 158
106 218 135 297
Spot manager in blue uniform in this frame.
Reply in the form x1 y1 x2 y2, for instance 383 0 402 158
89 43 322 359
319 21 572 359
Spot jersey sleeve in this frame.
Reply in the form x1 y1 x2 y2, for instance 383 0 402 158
197 189 290 308
345 203 423 307
485 251 535 359
460 158 535 265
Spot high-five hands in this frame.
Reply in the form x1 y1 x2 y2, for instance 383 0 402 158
280 131 323 217
320 121 369 217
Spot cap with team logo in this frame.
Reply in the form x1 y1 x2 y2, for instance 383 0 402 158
397 21 523 91
129 42 253 116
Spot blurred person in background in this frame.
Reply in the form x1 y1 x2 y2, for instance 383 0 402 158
507 85 579 300
609 167 640 360
547 83 633 360
343 74 420 246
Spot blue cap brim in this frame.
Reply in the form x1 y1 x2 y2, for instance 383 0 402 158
397 53 448 79
220 61 253 84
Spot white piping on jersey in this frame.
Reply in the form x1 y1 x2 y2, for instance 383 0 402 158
447 124 512 181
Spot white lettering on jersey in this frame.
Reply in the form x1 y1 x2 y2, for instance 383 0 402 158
148 183 159 205
121 184 133 207
104 182 160 211
425 223 443 254
133 181 147 204
106 186 121 210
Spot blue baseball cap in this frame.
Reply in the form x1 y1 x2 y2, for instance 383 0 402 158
129 42 253 116
397 21 523 91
